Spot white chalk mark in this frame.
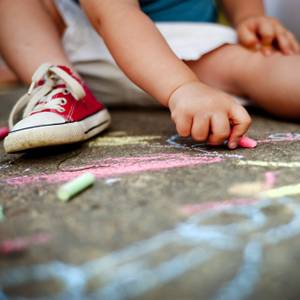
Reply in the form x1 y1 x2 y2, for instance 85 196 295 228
105 178 121 185
257 132 300 144
237 160 300 168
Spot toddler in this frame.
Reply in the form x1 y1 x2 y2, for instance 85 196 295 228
0 0 299 153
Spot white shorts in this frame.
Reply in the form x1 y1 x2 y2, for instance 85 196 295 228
55 0 238 106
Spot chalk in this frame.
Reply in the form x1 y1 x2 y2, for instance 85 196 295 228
0 127 9 140
238 160 300 168
263 172 277 190
6 154 222 186
228 182 264 196
105 178 121 185
89 135 161 147
260 183 300 198
57 172 96 202
238 136 257 149
0 233 50 255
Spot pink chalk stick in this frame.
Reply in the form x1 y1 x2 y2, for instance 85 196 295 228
0 127 9 140
238 136 257 149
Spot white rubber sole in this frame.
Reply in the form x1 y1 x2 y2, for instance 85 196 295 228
4 109 111 153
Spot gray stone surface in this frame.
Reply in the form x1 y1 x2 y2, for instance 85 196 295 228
1 87 300 299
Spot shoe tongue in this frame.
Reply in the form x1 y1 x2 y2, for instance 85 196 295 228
57 65 80 81
54 83 67 89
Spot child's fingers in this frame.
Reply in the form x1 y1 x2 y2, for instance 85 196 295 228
208 114 231 146
277 33 292 55
261 46 274 56
228 106 252 149
191 114 210 142
238 24 259 48
258 20 275 47
275 27 295 55
286 32 300 54
174 115 193 137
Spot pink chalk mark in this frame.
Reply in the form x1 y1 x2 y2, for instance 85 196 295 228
0 127 9 140
180 171 278 216
0 233 51 255
238 136 257 149
4 153 222 186
263 171 277 190
180 198 259 216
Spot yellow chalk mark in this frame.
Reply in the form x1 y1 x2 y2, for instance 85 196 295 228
260 183 300 198
228 182 265 196
89 135 161 147
238 160 300 168
106 131 128 137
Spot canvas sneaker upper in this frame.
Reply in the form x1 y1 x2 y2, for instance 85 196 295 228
4 63 111 153
8 63 105 133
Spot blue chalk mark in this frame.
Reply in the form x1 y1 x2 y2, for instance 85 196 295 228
82 230 178 277
186 204 267 235
166 134 244 159
0 262 86 300
90 248 215 300
1 197 300 300
176 223 239 249
0 292 8 300
261 197 300 245
213 241 263 300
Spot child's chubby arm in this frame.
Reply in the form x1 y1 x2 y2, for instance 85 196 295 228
221 0 300 55
80 0 251 149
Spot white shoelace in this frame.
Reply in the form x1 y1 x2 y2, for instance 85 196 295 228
8 63 86 129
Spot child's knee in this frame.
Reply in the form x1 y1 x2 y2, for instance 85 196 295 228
187 44 255 94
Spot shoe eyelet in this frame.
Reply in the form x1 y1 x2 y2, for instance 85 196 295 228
57 108 65 113
63 89 69 95
60 99 67 105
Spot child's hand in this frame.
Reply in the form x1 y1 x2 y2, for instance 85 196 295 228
237 16 300 55
168 82 251 149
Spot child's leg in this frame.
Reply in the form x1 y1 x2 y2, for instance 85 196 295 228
0 60 19 86
0 0 70 84
187 45 300 118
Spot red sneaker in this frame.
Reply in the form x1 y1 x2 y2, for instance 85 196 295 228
4 63 111 153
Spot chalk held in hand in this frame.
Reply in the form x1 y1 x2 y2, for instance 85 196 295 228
0 127 9 140
238 136 257 149
57 172 96 202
